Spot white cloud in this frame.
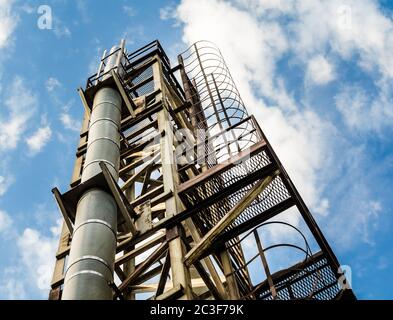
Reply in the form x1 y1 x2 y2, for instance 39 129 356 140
45 77 61 92
176 0 293 110
172 0 390 251
0 115 29 151
233 0 294 15
175 0 331 217
160 5 176 20
54 26 71 38
53 17 71 38
60 112 81 132
335 86 369 130
123 5 136 17
335 84 393 132
0 269 26 299
87 38 103 75
0 210 12 233
19 3 34 14
0 211 62 299
307 55 335 85
121 25 145 48
263 0 393 79
0 158 14 197
0 0 18 49
230 0 393 131
17 221 61 293
0 76 37 151
314 198 330 216
328 189 382 249
0 174 13 197
26 125 52 155
76 1 89 23
50 219 63 238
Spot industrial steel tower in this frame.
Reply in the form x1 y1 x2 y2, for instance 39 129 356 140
49 40 355 300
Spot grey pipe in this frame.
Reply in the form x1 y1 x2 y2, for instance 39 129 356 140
62 45 123 300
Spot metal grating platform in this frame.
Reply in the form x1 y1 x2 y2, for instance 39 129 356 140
256 252 343 300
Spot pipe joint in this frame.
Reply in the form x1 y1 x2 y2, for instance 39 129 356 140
73 218 117 238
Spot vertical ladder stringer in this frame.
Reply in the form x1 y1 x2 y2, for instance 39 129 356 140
50 40 355 300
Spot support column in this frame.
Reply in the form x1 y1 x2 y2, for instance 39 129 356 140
124 184 136 300
220 251 240 300
157 107 192 299
153 56 192 299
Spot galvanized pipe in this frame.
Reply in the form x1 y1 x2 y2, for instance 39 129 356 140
62 45 123 300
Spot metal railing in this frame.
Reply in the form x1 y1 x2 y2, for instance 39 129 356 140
225 222 341 300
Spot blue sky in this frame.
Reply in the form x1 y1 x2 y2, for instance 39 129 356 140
0 0 392 299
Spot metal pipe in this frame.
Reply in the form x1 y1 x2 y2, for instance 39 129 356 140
62 43 124 300
96 49 107 85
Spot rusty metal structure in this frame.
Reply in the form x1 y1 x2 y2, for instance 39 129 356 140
49 40 356 300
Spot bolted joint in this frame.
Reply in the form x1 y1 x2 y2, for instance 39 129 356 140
166 225 186 242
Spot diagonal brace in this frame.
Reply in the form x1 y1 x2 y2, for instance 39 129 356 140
155 250 171 298
121 153 160 191
99 161 138 236
111 69 136 117
118 241 168 293
183 169 280 267
52 187 74 234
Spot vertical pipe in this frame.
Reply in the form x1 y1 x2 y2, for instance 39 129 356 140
96 49 107 85
62 45 123 300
